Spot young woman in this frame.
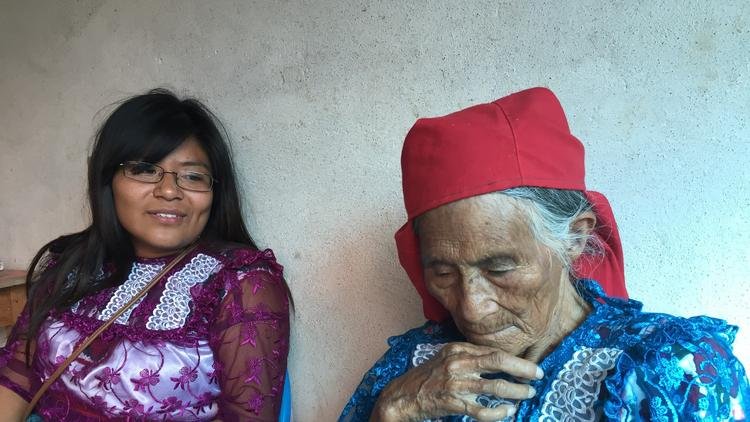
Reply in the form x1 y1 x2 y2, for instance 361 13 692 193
0 89 291 421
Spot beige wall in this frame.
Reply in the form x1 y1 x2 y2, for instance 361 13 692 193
1 1 748 419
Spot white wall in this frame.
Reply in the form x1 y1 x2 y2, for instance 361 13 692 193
1 1 748 419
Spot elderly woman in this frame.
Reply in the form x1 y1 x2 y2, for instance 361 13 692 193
0 89 291 421
341 88 749 421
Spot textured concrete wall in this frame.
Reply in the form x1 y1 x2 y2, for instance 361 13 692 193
1 1 748 419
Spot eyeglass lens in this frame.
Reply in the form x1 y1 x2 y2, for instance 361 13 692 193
122 161 213 191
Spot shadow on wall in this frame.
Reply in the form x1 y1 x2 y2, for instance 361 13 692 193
295 209 424 417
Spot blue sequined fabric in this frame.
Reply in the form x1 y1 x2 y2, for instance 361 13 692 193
340 280 749 421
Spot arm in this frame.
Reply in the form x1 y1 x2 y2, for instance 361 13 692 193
0 385 26 422
610 318 750 420
0 307 37 421
210 254 290 422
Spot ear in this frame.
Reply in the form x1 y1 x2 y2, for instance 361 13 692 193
568 210 597 260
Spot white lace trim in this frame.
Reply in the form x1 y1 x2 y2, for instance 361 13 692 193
145 253 221 330
412 342 447 367
97 262 165 324
539 346 623 421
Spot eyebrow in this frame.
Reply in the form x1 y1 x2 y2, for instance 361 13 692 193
422 254 515 268
474 255 515 267
176 160 211 170
422 257 453 267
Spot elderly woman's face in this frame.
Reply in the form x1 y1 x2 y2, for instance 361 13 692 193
419 193 568 356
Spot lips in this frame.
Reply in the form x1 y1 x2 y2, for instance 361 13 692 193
465 324 514 337
147 209 187 223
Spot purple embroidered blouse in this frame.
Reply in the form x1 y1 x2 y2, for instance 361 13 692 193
0 243 290 421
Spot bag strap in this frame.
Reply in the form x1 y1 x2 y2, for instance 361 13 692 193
23 244 199 419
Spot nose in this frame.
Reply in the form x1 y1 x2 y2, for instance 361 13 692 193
153 172 183 199
456 273 499 324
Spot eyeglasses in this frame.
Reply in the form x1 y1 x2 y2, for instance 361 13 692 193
119 161 216 192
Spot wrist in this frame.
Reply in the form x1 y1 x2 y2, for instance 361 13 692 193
371 392 405 422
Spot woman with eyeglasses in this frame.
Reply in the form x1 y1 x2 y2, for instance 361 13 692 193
0 89 292 421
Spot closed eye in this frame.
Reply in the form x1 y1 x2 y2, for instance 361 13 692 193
485 267 513 277
432 265 455 277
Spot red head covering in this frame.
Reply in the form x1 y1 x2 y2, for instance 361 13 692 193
395 87 628 322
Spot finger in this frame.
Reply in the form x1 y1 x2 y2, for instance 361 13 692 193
447 378 536 401
474 350 543 380
472 404 516 422
439 341 523 357
441 396 516 422
439 342 489 356
438 343 544 380
482 378 536 400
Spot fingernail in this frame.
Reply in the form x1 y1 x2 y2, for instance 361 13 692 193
536 366 544 379
506 405 517 416
528 386 536 398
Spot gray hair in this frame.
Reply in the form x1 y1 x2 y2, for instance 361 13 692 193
498 187 602 274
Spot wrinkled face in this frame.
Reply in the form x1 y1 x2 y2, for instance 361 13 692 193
419 193 567 356
112 138 213 258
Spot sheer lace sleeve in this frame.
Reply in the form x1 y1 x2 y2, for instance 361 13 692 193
605 316 750 419
210 250 290 422
0 305 38 402
0 251 59 402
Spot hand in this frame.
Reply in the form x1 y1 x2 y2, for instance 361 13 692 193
370 342 543 422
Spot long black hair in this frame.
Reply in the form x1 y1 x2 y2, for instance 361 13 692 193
24 89 284 347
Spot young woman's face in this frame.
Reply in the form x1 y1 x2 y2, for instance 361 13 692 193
112 138 213 257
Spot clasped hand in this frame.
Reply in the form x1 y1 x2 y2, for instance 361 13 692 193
371 342 543 421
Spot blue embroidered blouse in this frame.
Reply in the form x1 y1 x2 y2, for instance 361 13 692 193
340 280 749 421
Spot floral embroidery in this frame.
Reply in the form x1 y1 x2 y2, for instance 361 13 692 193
248 394 264 415
95 367 122 390
132 369 160 392
241 322 258 346
194 392 214 414
123 399 145 415
656 355 687 390
90 394 116 413
171 366 199 390
650 396 669 422
160 396 184 413
209 360 222 384
245 357 264 385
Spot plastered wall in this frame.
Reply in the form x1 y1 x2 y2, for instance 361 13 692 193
1 1 748 419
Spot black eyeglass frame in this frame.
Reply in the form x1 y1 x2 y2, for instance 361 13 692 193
118 161 217 192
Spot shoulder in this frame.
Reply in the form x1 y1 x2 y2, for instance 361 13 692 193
601 312 749 419
201 241 283 276
610 311 739 360
199 241 288 307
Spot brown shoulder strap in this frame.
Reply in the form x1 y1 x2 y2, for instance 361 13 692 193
23 244 198 419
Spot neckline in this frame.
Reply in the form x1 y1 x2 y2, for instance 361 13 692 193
135 251 183 265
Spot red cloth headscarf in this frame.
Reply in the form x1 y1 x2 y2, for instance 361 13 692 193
395 87 628 322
